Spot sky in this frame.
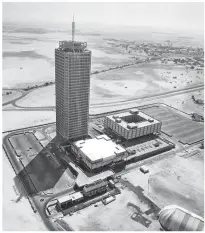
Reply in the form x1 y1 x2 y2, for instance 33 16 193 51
3 2 204 33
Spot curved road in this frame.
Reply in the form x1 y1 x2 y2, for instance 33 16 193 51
3 127 196 231
3 83 204 112
2 84 55 107
2 82 204 231
3 130 73 231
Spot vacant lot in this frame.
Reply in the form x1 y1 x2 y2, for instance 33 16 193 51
16 85 55 107
123 150 204 217
2 111 55 132
163 90 204 115
91 63 203 103
62 147 203 231
63 188 161 231
2 90 22 104
3 30 133 88
15 61 204 108
142 105 204 144
2 150 47 231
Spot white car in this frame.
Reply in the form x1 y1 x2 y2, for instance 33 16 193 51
140 165 149 174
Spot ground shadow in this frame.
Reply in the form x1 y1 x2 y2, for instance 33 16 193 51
16 137 71 196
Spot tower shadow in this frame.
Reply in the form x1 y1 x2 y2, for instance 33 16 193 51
15 137 72 196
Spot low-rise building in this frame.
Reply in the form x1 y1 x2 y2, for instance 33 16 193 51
82 179 108 197
104 108 161 140
71 135 126 171
57 192 83 210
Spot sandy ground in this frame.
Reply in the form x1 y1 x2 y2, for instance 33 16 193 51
3 58 54 88
16 85 55 107
2 90 22 104
163 90 204 115
63 149 203 230
3 104 15 110
63 188 161 231
154 67 203 89
2 111 55 132
91 63 203 101
2 149 47 231
148 153 204 217
3 30 133 88
123 152 204 217
15 63 204 108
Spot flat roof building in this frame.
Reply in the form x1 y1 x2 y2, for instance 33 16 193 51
68 162 114 188
71 135 126 171
104 108 161 140
55 17 91 141
57 191 83 210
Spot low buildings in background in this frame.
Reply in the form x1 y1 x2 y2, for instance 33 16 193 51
104 108 162 140
71 135 126 171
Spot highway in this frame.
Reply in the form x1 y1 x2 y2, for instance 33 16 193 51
2 83 204 112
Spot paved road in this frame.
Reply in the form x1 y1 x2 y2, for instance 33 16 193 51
2 89 25 106
2 84 55 107
2 82 204 231
90 84 204 108
3 116 202 231
3 84 204 112
3 130 71 231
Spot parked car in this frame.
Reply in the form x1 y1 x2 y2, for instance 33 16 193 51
140 166 149 174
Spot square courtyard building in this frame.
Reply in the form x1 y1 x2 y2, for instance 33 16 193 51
104 108 162 140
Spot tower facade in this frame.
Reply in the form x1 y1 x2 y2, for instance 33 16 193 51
55 19 91 141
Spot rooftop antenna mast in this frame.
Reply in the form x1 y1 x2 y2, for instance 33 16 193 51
72 15 75 42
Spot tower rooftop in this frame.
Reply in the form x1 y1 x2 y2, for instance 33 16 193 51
58 40 88 53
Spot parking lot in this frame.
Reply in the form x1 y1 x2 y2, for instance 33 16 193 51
8 131 75 195
141 105 204 145
125 137 174 162
9 132 43 158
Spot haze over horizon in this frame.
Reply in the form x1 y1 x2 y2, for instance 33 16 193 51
3 2 204 34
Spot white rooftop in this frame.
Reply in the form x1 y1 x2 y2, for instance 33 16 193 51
74 135 125 162
57 193 71 204
57 191 83 204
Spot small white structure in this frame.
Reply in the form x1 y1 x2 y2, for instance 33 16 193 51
102 195 116 205
71 135 126 171
140 165 149 174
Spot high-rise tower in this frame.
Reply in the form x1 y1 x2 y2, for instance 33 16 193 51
55 17 91 141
